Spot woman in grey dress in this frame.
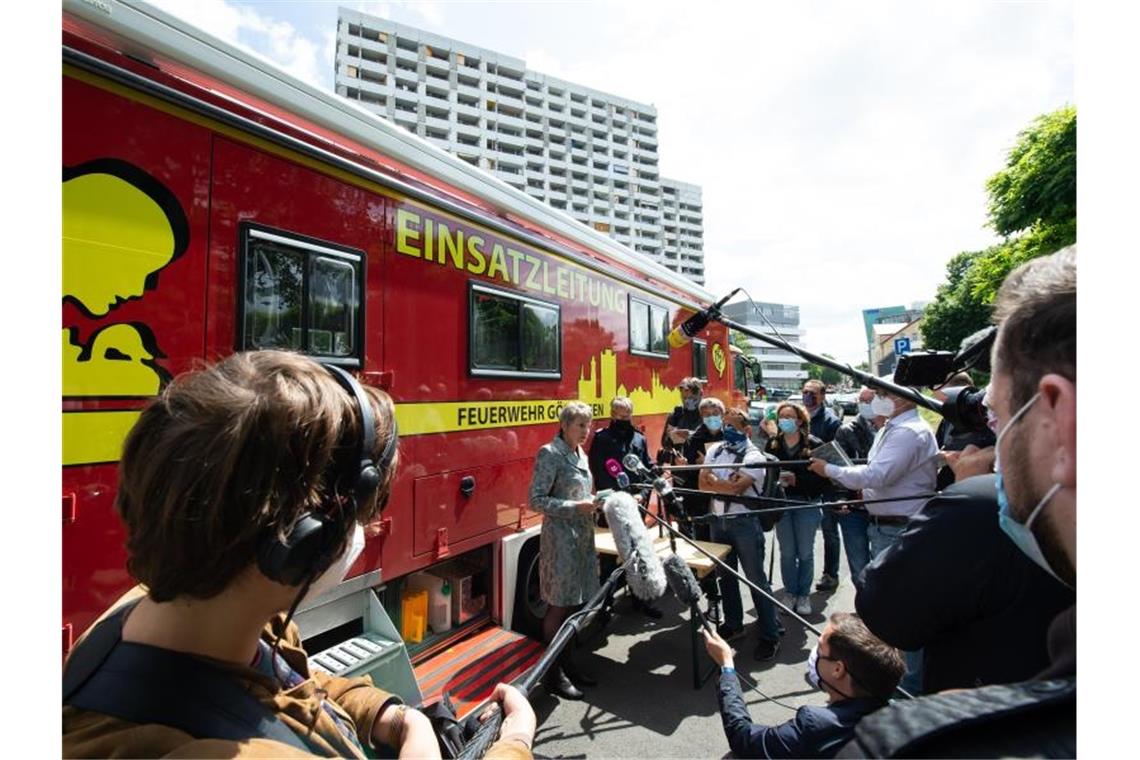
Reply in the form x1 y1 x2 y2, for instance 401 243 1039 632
528 401 599 700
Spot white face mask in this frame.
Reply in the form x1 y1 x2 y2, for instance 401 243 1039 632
301 523 366 605
857 402 876 419
870 395 896 417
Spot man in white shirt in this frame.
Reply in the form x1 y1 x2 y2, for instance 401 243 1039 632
808 379 938 559
808 378 937 694
699 407 784 662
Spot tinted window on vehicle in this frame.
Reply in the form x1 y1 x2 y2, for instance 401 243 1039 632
629 295 669 359
241 226 363 364
693 339 708 380
470 283 561 378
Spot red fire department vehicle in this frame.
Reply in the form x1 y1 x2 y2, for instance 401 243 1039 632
63 0 749 712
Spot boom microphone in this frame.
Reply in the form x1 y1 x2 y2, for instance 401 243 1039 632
663 553 702 606
667 288 741 348
664 553 711 636
603 492 666 601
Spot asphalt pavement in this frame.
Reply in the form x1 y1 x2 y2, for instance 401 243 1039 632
530 528 856 759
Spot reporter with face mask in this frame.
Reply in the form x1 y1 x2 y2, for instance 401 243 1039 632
766 402 828 616
699 408 784 661
62 351 535 759
675 397 727 540
660 377 704 462
703 613 904 759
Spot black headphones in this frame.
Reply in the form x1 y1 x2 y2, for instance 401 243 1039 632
257 364 398 587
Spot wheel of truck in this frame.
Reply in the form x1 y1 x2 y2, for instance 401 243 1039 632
511 538 547 641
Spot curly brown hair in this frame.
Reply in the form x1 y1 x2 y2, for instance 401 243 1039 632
115 351 398 602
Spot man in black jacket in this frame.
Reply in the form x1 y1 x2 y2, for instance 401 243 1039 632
588 395 652 492
804 379 844 592
855 473 1073 692
588 395 661 619
839 246 1075 758
704 612 904 759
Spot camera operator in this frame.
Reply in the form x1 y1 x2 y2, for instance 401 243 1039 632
838 246 1075 758
933 372 996 489
703 613 904 759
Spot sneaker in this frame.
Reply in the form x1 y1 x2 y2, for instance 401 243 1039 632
753 637 780 661
717 623 745 642
815 573 839 591
776 590 794 614
794 596 812 615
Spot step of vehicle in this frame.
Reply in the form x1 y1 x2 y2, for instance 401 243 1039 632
413 625 543 719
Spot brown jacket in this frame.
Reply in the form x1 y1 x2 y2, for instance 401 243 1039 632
63 588 531 759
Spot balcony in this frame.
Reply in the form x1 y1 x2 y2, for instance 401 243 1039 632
494 111 525 131
425 114 451 132
395 46 419 66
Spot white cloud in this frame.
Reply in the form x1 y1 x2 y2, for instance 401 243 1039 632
146 1 1072 367
151 0 329 88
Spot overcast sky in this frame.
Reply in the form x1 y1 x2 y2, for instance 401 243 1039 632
151 0 1073 365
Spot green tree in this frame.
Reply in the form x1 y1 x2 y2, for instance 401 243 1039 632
921 105 1076 349
920 249 993 351
729 329 753 355
807 353 843 386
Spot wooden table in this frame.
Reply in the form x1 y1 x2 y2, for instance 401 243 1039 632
594 527 732 688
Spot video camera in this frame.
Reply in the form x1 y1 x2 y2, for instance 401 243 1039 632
892 326 994 434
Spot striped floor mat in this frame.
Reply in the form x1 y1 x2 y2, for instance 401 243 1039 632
414 626 543 718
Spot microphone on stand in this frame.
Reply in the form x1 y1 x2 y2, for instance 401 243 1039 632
663 553 712 636
602 492 666 601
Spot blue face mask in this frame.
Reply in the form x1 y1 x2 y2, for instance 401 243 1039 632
704 415 723 432
722 425 748 450
994 391 1067 585
683 396 700 411
778 418 798 435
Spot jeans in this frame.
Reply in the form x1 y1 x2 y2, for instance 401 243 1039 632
710 515 781 642
775 504 823 597
836 510 871 586
820 510 840 578
868 521 907 560
866 520 924 693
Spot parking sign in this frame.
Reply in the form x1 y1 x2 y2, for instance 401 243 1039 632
893 337 911 356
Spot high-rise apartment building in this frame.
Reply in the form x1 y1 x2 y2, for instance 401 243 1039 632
720 302 808 391
661 179 705 284
333 8 705 284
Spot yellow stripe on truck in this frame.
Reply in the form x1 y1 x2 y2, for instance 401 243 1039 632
63 399 610 466
394 398 605 436
62 410 141 467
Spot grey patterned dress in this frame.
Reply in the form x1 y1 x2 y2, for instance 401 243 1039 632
528 433 600 607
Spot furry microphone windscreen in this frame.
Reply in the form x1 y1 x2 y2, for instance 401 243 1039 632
603 491 666 600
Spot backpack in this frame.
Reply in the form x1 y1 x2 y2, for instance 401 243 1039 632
723 447 786 532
